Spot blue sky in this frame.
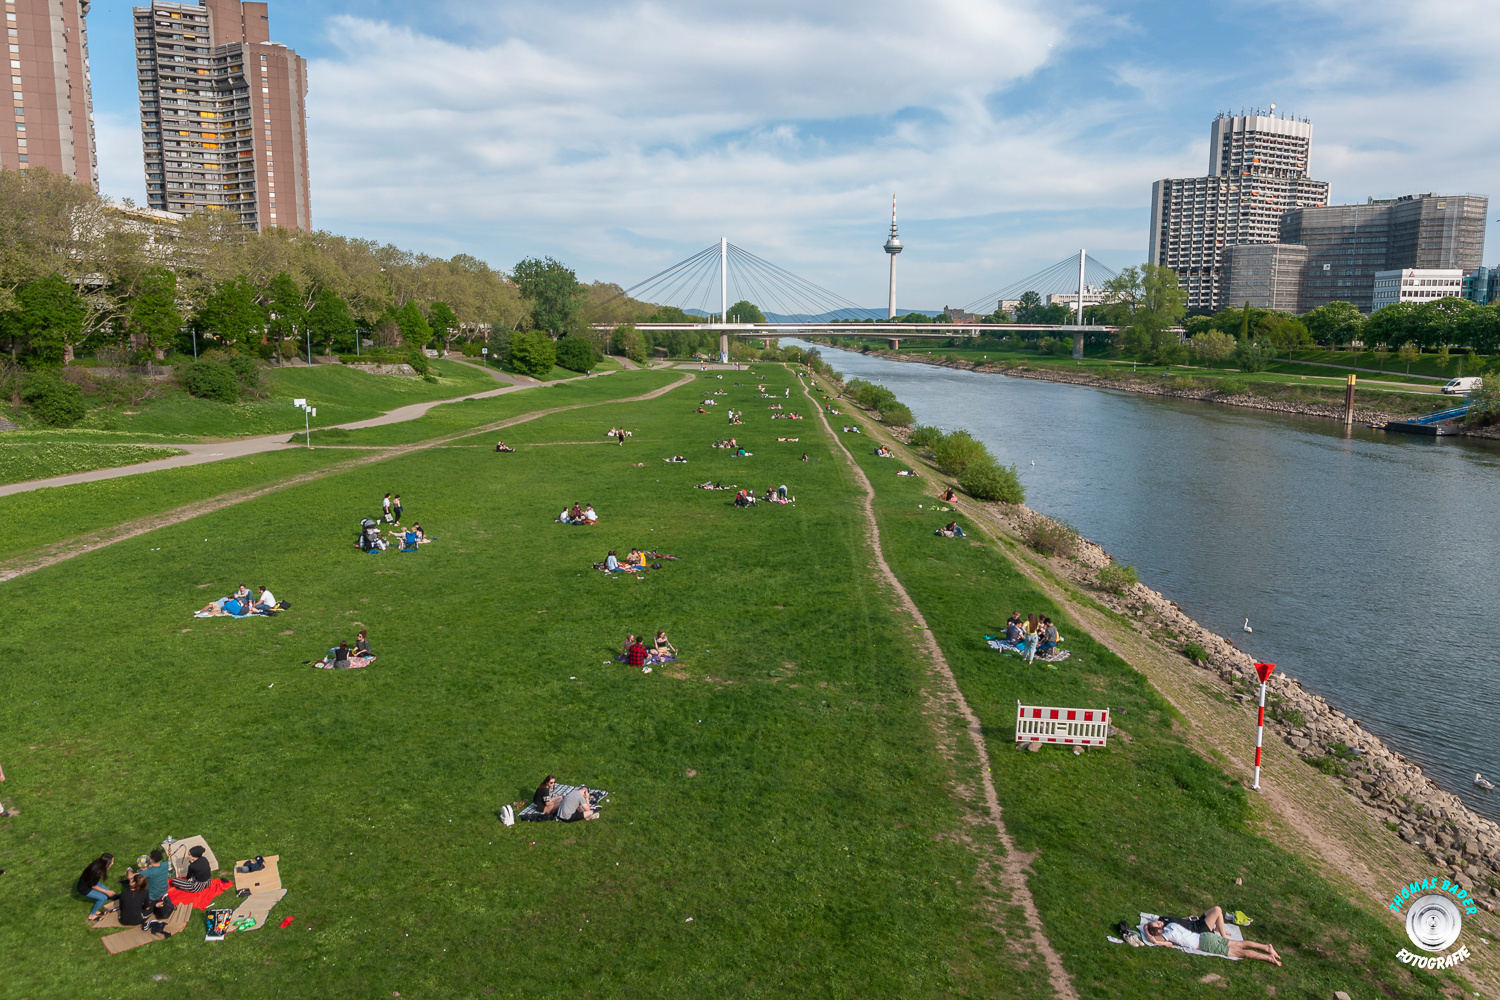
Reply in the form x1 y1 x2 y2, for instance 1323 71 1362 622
88 0 1500 310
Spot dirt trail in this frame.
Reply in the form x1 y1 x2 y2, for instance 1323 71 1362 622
801 372 1078 1000
0 374 694 586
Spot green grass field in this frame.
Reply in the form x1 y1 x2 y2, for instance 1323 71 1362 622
0 365 1459 998
0 443 185 486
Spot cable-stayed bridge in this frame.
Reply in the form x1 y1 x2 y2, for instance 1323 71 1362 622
601 238 1123 361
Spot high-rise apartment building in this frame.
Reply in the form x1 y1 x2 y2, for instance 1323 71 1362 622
2 0 97 186
1148 110 1330 313
134 0 308 230
1262 193 1489 313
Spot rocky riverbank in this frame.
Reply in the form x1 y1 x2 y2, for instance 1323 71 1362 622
992 500 1500 905
828 346 1500 438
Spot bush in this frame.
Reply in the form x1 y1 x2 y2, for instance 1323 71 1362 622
461 341 483 357
1097 563 1139 594
908 424 944 450
931 430 990 475
182 359 240 403
225 354 262 389
1233 341 1276 373
957 460 1024 503
508 330 557 376
21 370 87 426
1023 516 1076 555
405 347 432 376
879 402 913 427
1182 642 1209 664
555 336 597 373
1171 374 1195 389
845 378 897 411
1216 378 1248 395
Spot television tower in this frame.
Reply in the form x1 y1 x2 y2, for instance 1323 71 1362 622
883 194 902 320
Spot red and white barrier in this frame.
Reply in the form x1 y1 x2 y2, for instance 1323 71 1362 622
1015 702 1110 747
1252 662 1275 790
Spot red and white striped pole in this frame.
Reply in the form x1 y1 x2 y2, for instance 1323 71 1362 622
1252 661 1275 791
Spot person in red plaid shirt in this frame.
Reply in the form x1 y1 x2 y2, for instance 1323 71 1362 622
626 637 648 667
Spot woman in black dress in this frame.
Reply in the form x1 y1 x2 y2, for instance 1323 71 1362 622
117 872 152 927
169 845 213 892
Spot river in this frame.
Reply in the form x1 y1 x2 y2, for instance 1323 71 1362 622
786 341 1500 821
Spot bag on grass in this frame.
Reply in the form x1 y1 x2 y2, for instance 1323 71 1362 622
501 804 515 827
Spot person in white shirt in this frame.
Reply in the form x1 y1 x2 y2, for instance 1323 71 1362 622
582 505 598 523
255 587 277 609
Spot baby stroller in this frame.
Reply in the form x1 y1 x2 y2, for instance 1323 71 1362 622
356 519 386 552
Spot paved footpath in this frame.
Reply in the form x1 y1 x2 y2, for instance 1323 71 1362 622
0 368 608 499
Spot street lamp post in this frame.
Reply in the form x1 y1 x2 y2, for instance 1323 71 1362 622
293 399 315 449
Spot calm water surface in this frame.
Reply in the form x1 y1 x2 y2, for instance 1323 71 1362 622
787 341 1500 820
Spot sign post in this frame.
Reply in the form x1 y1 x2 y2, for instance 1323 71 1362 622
1252 661 1275 790
293 399 313 449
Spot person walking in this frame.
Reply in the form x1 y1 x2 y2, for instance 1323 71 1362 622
382 493 393 522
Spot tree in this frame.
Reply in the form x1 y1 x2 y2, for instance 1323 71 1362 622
1302 301 1367 348
1014 291 1043 322
1117 263 1187 363
507 329 556 376
728 299 766 324
1189 330 1235 368
126 267 182 359
428 301 458 354
392 300 431 348
264 272 305 348
1367 302 1418 353
611 324 648 363
512 257 583 335
194 276 265 351
8 273 86 364
1254 313 1312 351
307 287 356 355
1398 341 1420 373
555 336 597 373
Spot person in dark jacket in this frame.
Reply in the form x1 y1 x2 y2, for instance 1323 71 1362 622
77 853 118 919
117 872 152 927
168 845 212 892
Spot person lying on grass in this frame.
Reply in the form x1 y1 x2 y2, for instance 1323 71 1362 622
533 775 563 817
664 456 688 463
1143 909 1282 966
935 521 966 538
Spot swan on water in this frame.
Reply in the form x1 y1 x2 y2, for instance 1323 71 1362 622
1243 618 1253 633
1477 773 1496 791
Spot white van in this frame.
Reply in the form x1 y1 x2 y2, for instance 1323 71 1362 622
1442 376 1483 395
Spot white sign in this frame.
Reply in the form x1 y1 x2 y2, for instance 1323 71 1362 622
293 398 307 408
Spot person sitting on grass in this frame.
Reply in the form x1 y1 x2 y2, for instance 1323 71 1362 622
653 630 677 658
355 629 372 660
401 529 419 552
626 549 649 568
1004 612 1024 644
533 775 563 817
330 641 351 669
117 871 152 928
1143 909 1281 966
169 845 213 892
557 785 601 822
412 523 434 543
494 440 515 452
582 505 598 524
941 486 958 502
558 507 573 524
78 853 118 921
141 848 171 909
605 550 620 572
254 586 278 610
626 636 649 667
570 502 585 524
231 584 251 604
1036 617 1060 656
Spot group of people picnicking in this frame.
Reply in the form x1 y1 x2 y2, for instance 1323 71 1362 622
875 446 894 457
770 411 802 420
606 427 631 446
76 844 217 926
596 548 673 573
527 776 602 822
314 628 374 669
196 584 285 618
934 521 965 538
357 520 432 552
557 503 599 525
617 630 678 669
999 612 1063 662
733 485 793 507
494 440 515 452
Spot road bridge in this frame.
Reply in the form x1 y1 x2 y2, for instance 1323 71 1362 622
594 322 1120 357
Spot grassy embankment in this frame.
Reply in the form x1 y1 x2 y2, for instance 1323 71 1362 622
0 366 1049 999
0 360 505 484
805 372 1456 999
818 339 1456 416
1 359 501 443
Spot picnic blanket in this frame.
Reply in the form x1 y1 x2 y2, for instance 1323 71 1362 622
99 901 192 954
985 636 1072 663
167 878 233 910
231 888 288 931
195 605 274 619
517 784 610 822
1136 914 1243 960
614 652 677 666
312 655 375 670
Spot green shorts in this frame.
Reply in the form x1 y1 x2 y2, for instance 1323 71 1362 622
1197 931 1230 957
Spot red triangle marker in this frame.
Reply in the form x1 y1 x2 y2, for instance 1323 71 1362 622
1254 662 1275 684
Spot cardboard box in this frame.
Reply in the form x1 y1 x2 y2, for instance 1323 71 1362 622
232 854 281 895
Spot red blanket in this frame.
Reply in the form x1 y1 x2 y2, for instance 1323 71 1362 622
167 878 233 910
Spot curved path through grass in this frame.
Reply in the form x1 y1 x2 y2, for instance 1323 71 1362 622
0 370 619 498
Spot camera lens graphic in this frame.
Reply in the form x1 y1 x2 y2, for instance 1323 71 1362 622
1405 894 1462 952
